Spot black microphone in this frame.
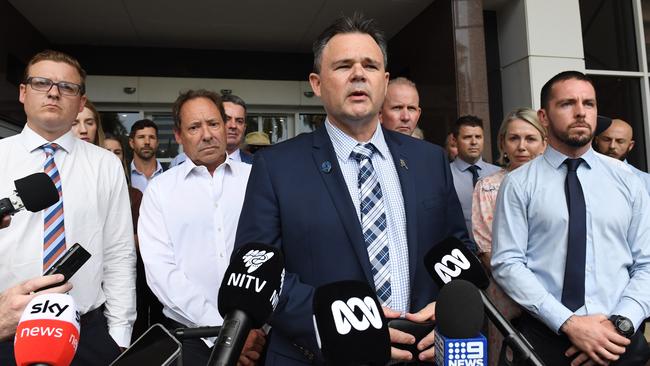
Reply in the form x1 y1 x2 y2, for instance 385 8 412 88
434 279 487 366
425 237 545 366
208 243 285 366
0 172 58 219
312 280 390 366
173 326 222 340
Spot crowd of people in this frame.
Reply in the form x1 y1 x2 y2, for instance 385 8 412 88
1 12 650 366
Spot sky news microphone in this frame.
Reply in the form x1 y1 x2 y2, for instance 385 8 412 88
425 237 545 366
434 279 487 366
0 172 59 220
208 243 285 366
312 280 390 366
14 293 80 366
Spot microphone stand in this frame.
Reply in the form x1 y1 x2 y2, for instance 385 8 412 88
479 291 545 366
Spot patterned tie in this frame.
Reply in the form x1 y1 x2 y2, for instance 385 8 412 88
42 143 66 272
561 158 586 311
467 165 481 187
351 143 391 306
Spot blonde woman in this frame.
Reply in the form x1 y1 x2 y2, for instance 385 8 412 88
471 108 547 366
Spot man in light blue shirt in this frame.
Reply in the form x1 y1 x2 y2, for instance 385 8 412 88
129 119 164 193
492 71 650 365
594 117 650 195
449 115 501 240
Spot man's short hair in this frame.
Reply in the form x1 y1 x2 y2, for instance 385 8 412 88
129 119 159 138
221 94 247 112
172 89 226 131
452 115 483 137
312 13 387 73
23 50 87 94
388 77 417 90
540 70 595 110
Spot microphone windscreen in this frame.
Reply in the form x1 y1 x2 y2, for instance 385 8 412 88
313 280 390 365
218 243 285 328
14 293 80 366
14 172 59 212
435 280 484 338
424 236 489 290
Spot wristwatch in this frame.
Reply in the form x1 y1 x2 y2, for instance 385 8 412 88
609 315 634 338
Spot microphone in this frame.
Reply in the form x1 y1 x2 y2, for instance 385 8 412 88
14 293 80 366
433 279 487 366
425 237 545 366
208 243 285 366
312 280 390 366
0 173 59 219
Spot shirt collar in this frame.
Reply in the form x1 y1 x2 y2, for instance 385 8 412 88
180 153 232 179
130 160 164 175
228 149 242 161
543 145 595 170
325 118 389 162
20 124 76 154
452 156 485 172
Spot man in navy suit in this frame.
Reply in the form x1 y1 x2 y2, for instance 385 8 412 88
235 14 469 365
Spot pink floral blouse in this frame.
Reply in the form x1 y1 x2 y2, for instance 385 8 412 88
471 169 506 254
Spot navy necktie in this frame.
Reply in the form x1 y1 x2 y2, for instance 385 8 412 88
561 158 586 311
467 165 480 187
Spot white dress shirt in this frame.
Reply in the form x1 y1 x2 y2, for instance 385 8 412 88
138 156 251 331
0 126 136 347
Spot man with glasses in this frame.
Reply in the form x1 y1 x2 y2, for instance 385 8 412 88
0 50 136 365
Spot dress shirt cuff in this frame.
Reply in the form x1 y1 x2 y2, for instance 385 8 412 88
613 298 647 331
538 295 574 334
109 325 134 348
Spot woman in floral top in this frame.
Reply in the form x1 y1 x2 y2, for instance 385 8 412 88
471 108 547 366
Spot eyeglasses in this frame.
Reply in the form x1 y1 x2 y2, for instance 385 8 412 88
23 77 85 96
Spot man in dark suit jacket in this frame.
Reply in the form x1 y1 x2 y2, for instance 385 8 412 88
235 14 469 365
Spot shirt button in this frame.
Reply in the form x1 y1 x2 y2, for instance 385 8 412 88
217 227 222 232
219 253 224 258
214 202 218 208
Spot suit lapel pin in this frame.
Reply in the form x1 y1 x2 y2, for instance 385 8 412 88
321 161 332 174
400 159 408 170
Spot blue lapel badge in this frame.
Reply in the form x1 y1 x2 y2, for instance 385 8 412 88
321 161 332 174
400 159 408 170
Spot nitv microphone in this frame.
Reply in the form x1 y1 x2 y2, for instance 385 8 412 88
14 293 80 366
433 279 487 366
0 172 59 220
425 237 545 366
208 243 285 366
312 280 390 366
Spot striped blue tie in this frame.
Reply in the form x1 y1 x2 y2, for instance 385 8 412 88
351 143 391 306
42 143 66 272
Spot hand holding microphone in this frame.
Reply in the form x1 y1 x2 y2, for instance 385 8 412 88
0 275 72 341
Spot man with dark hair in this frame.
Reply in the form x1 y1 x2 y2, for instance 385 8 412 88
449 115 500 238
379 77 422 136
492 71 650 365
0 50 136 365
234 14 470 365
138 89 264 365
129 119 163 193
594 117 650 194
222 94 254 164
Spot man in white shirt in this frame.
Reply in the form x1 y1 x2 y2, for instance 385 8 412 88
0 50 136 365
138 89 264 365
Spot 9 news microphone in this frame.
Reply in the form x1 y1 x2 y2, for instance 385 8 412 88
208 243 285 366
14 293 80 366
433 279 487 366
312 280 390 366
425 237 544 366
0 172 59 220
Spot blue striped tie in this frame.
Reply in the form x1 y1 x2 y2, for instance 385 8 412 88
42 143 66 272
351 143 391 306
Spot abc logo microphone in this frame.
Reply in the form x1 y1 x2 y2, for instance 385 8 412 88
433 280 487 366
313 280 390 366
1 172 59 220
14 293 80 366
209 243 285 366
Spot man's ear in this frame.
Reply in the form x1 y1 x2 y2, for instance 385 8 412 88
309 73 322 97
